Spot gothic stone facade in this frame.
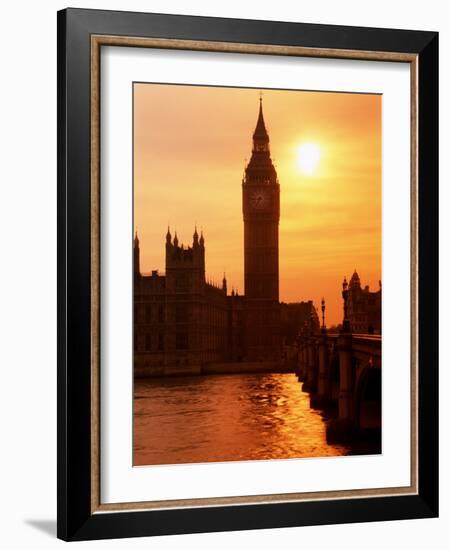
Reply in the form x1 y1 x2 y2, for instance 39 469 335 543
134 229 230 376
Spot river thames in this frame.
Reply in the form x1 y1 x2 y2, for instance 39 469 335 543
133 372 373 466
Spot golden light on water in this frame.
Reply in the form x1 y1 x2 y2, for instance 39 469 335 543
297 142 321 175
134 374 352 465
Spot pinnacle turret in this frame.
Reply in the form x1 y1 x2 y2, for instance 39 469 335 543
349 270 361 288
134 230 140 276
222 273 227 293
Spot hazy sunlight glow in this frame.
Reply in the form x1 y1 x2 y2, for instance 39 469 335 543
134 84 381 326
297 143 321 175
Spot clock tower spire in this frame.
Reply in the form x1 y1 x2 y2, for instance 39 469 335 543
245 95 277 184
242 95 281 361
253 94 269 143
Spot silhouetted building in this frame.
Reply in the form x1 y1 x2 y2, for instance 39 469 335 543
280 301 320 345
242 96 281 360
134 229 229 376
134 99 326 376
346 270 382 334
227 290 245 362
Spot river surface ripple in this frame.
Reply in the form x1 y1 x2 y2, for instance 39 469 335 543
134 372 357 466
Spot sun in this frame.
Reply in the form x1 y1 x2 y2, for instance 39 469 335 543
297 143 321 175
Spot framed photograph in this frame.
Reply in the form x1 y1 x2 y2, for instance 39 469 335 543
57 8 438 541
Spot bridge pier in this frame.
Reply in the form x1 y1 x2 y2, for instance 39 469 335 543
311 330 331 409
338 334 354 421
326 333 357 442
297 344 307 381
303 339 317 393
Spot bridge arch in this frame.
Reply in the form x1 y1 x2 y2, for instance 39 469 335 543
355 365 381 431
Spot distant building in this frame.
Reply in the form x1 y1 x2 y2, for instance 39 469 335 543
280 301 320 345
346 271 382 334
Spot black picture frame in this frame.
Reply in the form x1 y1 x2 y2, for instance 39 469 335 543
57 7 438 541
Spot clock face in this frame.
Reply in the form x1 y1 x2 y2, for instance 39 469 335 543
249 190 270 211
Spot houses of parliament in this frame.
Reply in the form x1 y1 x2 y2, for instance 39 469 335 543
133 98 318 376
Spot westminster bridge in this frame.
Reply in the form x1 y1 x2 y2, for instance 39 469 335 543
285 328 381 443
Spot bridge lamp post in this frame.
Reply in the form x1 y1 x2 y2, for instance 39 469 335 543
341 277 351 334
314 297 330 408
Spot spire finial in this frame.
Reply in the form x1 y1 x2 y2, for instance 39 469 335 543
193 224 199 245
253 91 269 142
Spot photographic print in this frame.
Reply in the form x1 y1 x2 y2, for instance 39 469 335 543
133 84 382 466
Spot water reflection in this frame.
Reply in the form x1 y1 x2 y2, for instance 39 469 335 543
134 373 352 466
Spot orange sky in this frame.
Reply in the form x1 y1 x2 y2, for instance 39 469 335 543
134 83 381 326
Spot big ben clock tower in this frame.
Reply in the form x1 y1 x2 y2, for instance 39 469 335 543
242 97 281 361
